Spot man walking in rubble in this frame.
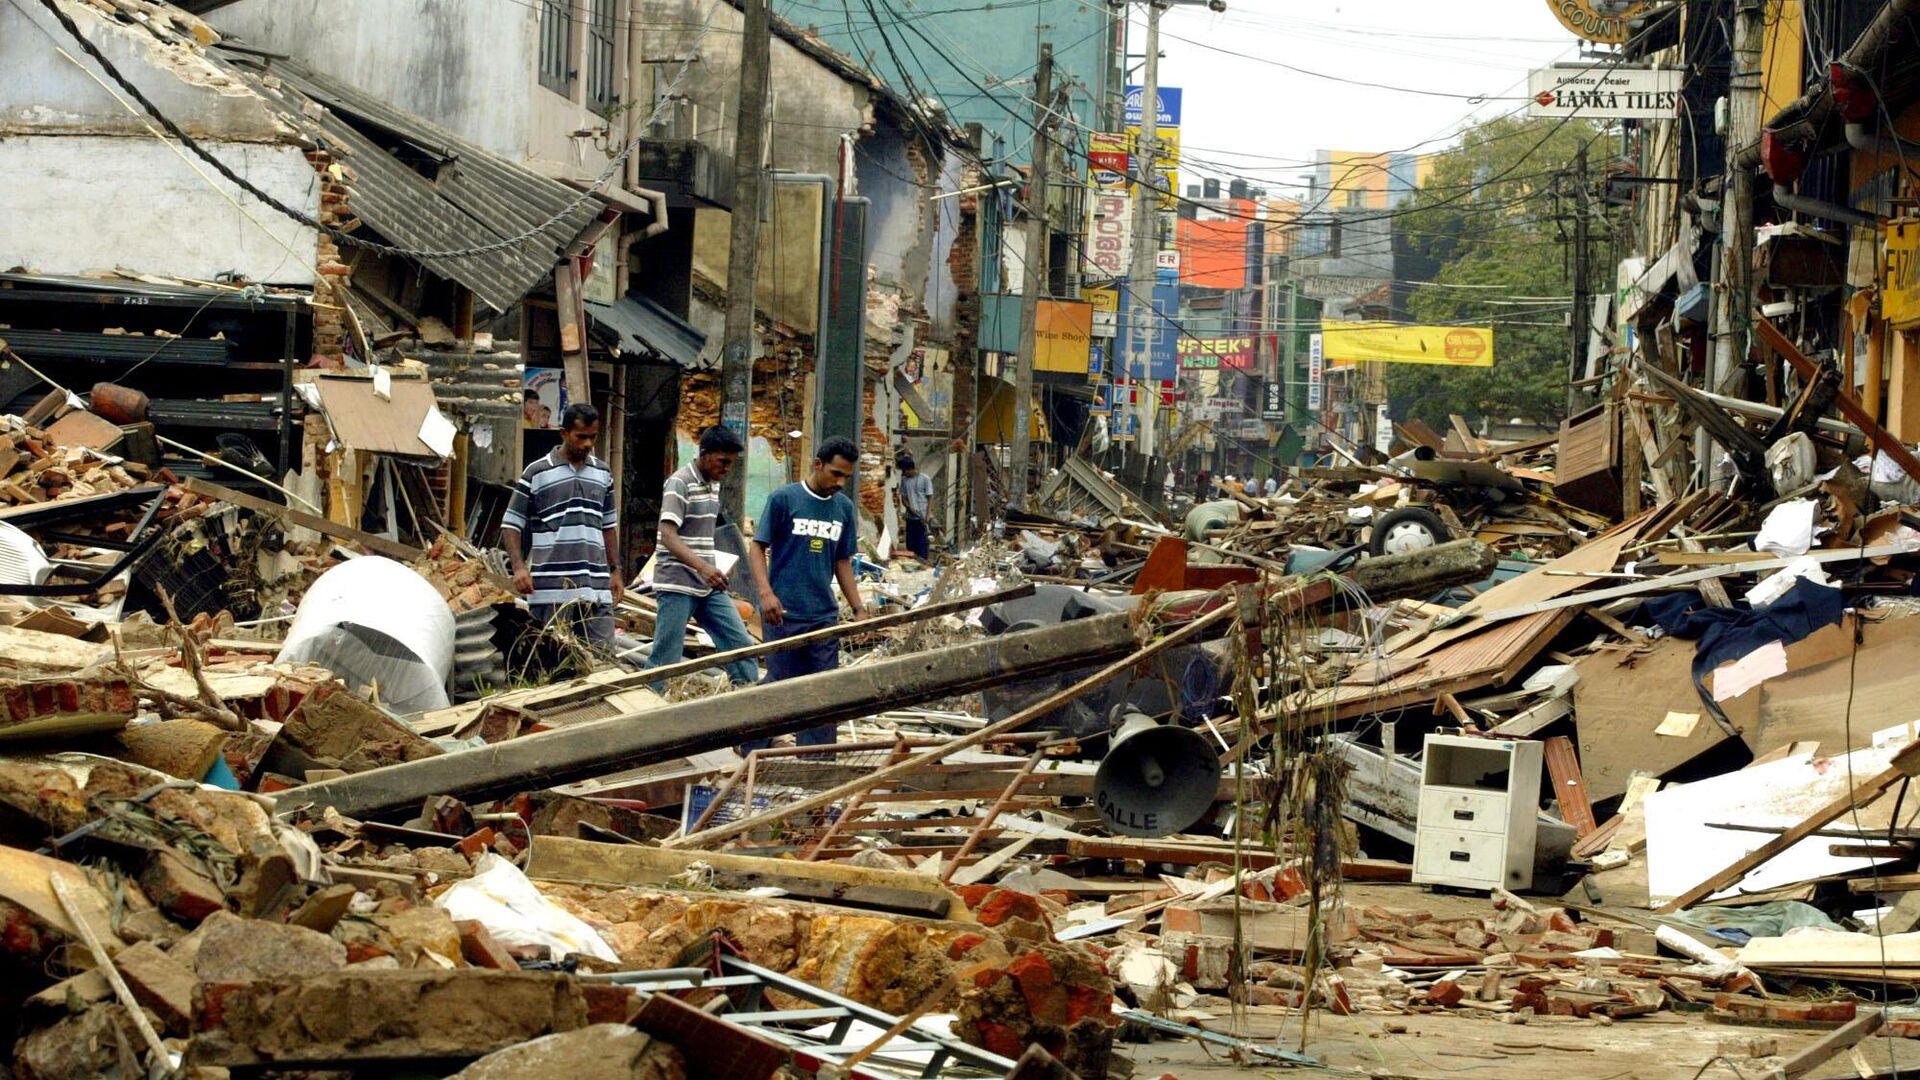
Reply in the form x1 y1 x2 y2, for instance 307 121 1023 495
502 402 624 649
742 435 866 750
645 425 759 686
894 454 934 561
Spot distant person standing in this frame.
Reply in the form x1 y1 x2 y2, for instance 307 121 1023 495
1264 474 1279 497
894 455 934 561
502 403 623 648
1194 469 1211 501
744 436 867 750
645 425 758 686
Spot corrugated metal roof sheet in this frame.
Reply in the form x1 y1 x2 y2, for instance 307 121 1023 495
585 295 708 369
222 53 607 313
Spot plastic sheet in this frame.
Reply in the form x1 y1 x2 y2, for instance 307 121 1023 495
436 853 619 963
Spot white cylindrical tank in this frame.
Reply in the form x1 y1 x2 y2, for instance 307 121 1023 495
276 556 455 714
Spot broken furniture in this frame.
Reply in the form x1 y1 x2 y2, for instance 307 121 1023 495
1412 733 1543 892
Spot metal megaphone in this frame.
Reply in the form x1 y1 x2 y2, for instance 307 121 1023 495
1092 711 1221 838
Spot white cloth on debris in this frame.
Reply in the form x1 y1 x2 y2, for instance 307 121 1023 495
435 853 619 963
1752 499 1817 557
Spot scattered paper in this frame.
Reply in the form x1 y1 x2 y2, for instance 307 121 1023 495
1711 640 1788 702
1655 711 1701 738
417 405 456 459
1753 499 1817 557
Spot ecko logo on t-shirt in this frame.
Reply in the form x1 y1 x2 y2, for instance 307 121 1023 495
791 519 844 542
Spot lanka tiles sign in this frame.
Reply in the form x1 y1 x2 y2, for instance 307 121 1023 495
1527 64 1682 120
1177 336 1257 371
1886 218 1920 330
1320 320 1495 368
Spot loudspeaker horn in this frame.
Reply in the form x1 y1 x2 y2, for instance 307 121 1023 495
1092 711 1221 838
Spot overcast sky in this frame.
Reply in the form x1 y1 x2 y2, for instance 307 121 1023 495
1135 0 1587 196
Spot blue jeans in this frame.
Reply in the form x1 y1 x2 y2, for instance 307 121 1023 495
739 616 840 753
645 589 759 686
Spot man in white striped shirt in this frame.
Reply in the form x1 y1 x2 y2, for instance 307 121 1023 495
645 425 758 685
502 403 623 648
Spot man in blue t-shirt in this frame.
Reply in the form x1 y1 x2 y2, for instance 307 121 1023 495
744 436 866 749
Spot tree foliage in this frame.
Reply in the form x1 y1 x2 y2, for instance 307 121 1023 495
1387 116 1620 430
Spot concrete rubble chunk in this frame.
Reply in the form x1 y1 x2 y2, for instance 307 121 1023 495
113 718 226 781
450 1024 687 1079
13 1002 149 1080
187 969 591 1067
188 910 347 984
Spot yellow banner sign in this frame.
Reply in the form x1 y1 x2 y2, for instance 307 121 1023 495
1321 321 1495 368
1886 219 1920 330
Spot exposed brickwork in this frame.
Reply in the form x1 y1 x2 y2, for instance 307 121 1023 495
305 148 353 369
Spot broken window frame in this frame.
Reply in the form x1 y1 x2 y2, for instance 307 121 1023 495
585 0 618 116
539 0 575 98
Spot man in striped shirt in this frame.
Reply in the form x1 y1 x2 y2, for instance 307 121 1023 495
644 425 757 685
502 402 624 648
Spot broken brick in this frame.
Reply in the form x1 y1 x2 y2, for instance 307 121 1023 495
113 940 195 1034
140 849 225 924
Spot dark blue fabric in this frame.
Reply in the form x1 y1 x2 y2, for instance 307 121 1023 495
739 616 841 753
904 517 931 560
754 482 857 623
1635 578 1846 727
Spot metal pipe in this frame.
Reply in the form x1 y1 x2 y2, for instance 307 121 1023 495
1773 188 1878 228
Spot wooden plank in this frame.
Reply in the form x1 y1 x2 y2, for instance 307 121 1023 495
1783 1009 1885 1078
1544 736 1598 838
599 582 1034 690
184 476 423 562
1759 315 1920 488
1460 541 1920 628
552 260 590 404
1658 741 1920 913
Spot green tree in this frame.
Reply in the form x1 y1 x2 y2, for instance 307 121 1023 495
1387 116 1618 431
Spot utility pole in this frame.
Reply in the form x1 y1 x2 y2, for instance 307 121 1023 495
1713 0 1765 396
1568 142 1589 414
718 0 772 523
1009 42 1053 507
1128 1 1165 458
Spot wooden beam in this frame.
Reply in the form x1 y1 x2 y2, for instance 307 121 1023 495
1780 1008 1884 1079
1658 741 1920 912
279 610 1142 820
553 260 590 404
1757 314 1920 488
184 477 424 562
1543 735 1598 837
615 581 1034 687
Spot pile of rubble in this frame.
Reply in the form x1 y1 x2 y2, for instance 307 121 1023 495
18 325 1920 1078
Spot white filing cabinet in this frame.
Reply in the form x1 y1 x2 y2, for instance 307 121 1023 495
1412 734 1543 892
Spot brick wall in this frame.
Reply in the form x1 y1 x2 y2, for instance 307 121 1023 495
306 149 352 369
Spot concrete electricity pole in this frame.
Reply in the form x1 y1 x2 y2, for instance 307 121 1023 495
1010 43 1054 507
1127 1 1164 457
718 0 772 522
1568 141 1589 414
1713 0 1765 395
